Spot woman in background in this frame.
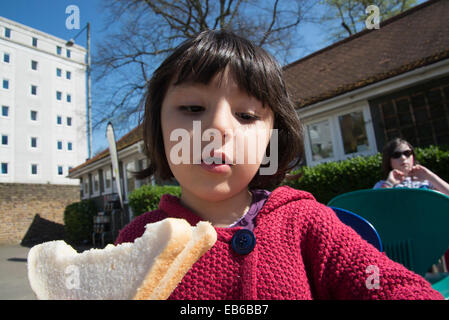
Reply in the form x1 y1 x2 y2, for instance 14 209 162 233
373 138 449 196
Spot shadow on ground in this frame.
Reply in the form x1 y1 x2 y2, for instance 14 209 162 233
20 214 65 247
20 214 98 253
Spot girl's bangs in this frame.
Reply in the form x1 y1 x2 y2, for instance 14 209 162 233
172 33 274 106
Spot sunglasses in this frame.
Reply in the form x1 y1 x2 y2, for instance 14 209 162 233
391 150 413 159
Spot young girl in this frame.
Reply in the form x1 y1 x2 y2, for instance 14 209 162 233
373 138 449 196
115 30 442 299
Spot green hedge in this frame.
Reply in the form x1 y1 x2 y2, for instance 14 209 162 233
63 199 97 244
129 185 181 217
283 145 449 204
126 145 449 214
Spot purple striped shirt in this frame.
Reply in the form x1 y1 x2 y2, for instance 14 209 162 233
228 189 271 231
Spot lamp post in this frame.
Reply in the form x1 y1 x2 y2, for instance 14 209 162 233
66 22 92 159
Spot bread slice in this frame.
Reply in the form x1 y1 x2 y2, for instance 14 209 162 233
149 220 218 299
27 218 216 300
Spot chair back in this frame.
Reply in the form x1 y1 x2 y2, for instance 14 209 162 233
328 188 449 276
330 206 383 252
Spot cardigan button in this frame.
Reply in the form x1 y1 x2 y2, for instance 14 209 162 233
231 229 256 255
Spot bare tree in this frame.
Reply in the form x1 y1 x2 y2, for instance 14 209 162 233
320 0 418 40
92 0 313 133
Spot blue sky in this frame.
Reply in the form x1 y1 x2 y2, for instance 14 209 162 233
0 0 105 49
0 0 426 154
1 0 119 153
0 0 332 155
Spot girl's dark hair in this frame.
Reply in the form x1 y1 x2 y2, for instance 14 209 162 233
136 29 304 189
381 138 415 179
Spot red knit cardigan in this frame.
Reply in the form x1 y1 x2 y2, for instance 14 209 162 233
115 186 443 300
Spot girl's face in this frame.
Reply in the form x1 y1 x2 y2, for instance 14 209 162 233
160 70 274 201
390 143 414 175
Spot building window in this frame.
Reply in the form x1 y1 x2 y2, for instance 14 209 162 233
66 71 71 80
93 174 99 193
30 110 37 121
56 91 62 100
57 115 62 125
57 140 63 150
31 137 37 148
31 164 38 175
31 85 37 95
4 28 11 38
305 105 375 166
66 49 71 58
83 178 89 196
373 85 449 147
1 135 7 145
58 166 63 175
80 178 84 197
32 37 38 47
1 163 8 174
307 120 334 162
67 117 72 126
104 169 112 190
31 60 38 70
56 68 62 77
3 53 10 63
1 106 8 117
126 162 136 193
66 94 71 103
56 46 62 55
67 142 73 151
136 159 147 188
338 111 370 155
3 79 9 89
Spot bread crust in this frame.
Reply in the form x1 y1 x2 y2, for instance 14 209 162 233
149 221 217 300
133 219 192 300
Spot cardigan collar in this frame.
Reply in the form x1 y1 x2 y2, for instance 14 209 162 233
157 185 316 228
158 194 203 227
158 193 243 242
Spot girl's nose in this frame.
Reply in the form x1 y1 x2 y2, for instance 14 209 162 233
207 100 234 138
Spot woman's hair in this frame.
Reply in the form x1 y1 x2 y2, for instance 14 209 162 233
136 29 304 189
381 138 415 178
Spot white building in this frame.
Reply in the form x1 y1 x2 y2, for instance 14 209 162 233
0 16 87 185
284 0 449 166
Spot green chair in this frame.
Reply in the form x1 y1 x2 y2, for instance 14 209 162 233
327 188 449 298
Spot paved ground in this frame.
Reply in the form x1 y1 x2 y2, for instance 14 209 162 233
0 245 35 300
0 243 99 300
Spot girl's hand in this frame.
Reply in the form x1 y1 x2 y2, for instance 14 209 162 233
410 165 433 181
387 169 406 186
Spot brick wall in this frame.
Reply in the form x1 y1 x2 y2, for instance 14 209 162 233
0 183 80 245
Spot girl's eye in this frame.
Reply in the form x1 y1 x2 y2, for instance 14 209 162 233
179 105 205 113
236 112 260 122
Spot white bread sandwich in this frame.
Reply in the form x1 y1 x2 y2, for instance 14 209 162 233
27 218 217 300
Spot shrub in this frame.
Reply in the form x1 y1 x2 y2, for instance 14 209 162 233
64 199 97 245
126 145 448 212
414 145 449 183
128 185 181 217
283 145 449 204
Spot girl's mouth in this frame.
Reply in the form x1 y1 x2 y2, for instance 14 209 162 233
199 154 233 174
199 161 232 174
